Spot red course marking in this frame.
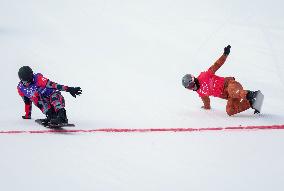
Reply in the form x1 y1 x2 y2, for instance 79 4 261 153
1 125 284 134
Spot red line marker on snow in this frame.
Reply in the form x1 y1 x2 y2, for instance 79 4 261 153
1 125 284 134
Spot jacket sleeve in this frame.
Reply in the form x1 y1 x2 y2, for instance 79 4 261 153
208 54 228 74
36 74 69 91
17 87 32 118
201 96 211 109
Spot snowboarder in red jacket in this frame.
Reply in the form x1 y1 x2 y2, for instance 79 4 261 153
17 66 82 124
182 45 259 116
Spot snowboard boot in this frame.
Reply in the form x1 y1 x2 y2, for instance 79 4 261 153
50 108 68 125
246 90 260 114
42 108 56 124
246 91 257 105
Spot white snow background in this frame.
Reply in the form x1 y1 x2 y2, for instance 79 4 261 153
1 0 284 190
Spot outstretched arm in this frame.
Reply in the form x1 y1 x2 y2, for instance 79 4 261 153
46 80 69 91
208 45 231 74
46 80 82 97
37 74 82 98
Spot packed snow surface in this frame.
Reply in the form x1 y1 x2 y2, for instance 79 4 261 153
1 0 284 190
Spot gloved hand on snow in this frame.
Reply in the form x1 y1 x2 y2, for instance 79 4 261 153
201 106 211 110
224 45 231 55
67 87 82 98
22 115 31 119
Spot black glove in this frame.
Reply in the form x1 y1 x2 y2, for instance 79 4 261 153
67 87 82 98
224 45 231 55
22 115 31 119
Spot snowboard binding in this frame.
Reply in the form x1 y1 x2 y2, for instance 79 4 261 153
246 90 264 114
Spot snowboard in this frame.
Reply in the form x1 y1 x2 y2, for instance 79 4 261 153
251 90 264 114
35 119 75 129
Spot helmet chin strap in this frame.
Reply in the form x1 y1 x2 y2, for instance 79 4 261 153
192 78 200 91
192 84 198 91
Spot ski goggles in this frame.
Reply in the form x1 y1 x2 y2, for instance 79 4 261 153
21 80 32 86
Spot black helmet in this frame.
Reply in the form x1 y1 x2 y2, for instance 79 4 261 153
18 66 33 82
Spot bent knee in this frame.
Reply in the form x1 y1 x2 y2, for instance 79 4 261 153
226 109 236 116
226 106 237 116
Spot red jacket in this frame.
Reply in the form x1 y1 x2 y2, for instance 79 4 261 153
196 70 225 98
195 54 232 109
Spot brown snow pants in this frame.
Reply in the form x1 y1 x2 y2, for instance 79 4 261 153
225 80 251 116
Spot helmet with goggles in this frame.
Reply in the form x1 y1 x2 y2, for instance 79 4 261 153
18 66 33 82
182 74 197 90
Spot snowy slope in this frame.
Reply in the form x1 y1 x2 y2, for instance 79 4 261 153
1 0 284 190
